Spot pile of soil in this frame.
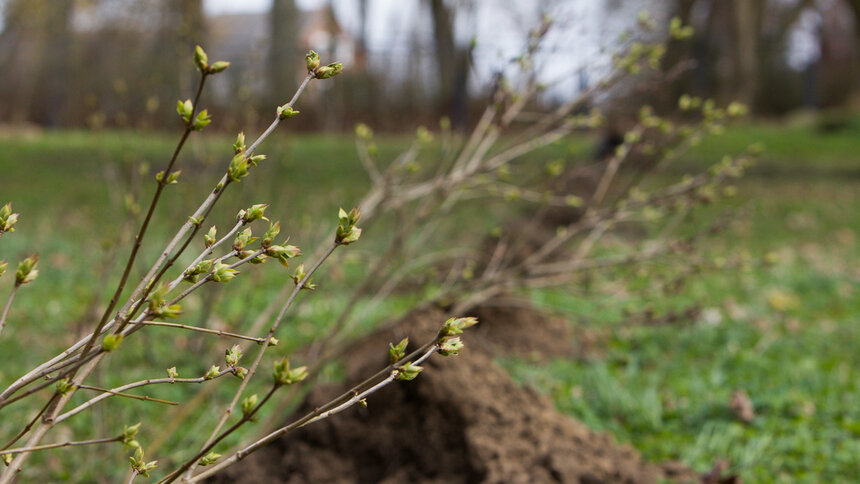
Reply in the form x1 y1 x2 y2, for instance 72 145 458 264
212 307 697 484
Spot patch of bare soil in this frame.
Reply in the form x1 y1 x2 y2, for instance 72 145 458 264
212 307 697 484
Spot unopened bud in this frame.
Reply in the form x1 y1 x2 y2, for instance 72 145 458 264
102 334 124 352
15 254 39 286
314 62 343 79
305 50 320 71
208 60 230 74
194 45 209 71
204 365 220 380
396 361 423 381
242 394 258 416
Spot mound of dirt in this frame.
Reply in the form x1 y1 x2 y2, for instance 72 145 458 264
468 302 574 360
212 309 696 484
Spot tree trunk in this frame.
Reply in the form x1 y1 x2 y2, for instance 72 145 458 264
268 0 299 106
428 0 470 129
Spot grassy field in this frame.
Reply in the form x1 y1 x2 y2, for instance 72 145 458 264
0 115 858 481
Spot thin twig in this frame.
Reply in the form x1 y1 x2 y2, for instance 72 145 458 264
0 435 122 456
0 285 18 336
138 321 266 344
53 370 232 425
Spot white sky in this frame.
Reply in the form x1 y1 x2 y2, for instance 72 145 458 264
199 0 821 92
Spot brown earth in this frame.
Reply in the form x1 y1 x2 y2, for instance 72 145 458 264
211 305 699 484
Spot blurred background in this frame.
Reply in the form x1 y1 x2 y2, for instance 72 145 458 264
1 0 858 132
1 1 859 482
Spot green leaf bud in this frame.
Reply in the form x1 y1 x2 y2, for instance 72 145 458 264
123 423 142 445
207 60 230 74
440 317 479 337
248 154 266 166
15 254 39 286
232 227 256 251
233 132 246 154
438 337 464 356
354 123 373 140
194 45 209 71
101 334 124 352
176 99 194 123
306 50 321 71
0 203 19 233
192 110 211 131
211 261 238 283
228 153 250 182
204 225 217 248
389 337 408 364
55 377 74 395
199 452 221 466
204 365 220 380
314 62 343 79
225 345 242 366
396 361 423 381
262 221 280 247
241 394 258 416
277 105 300 119
242 204 269 223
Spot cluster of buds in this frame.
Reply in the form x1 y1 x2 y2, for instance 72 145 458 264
260 220 300 267
267 242 301 268
15 254 39 286
155 170 182 185
613 40 666 74
435 317 478 357
128 445 158 478
438 337 464 356
305 50 343 80
0 203 18 234
669 16 694 40
211 261 238 283
194 45 230 75
227 152 266 182
183 259 214 283
224 345 244 376
277 104 300 120
225 345 242 366
389 337 408 364
335 207 362 245
148 283 182 318
122 423 142 451
239 204 269 224
290 263 317 290
232 228 257 252
272 357 308 386
175 98 212 130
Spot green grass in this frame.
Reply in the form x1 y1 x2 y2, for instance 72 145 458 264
0 114 858 481
502 117 860 482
